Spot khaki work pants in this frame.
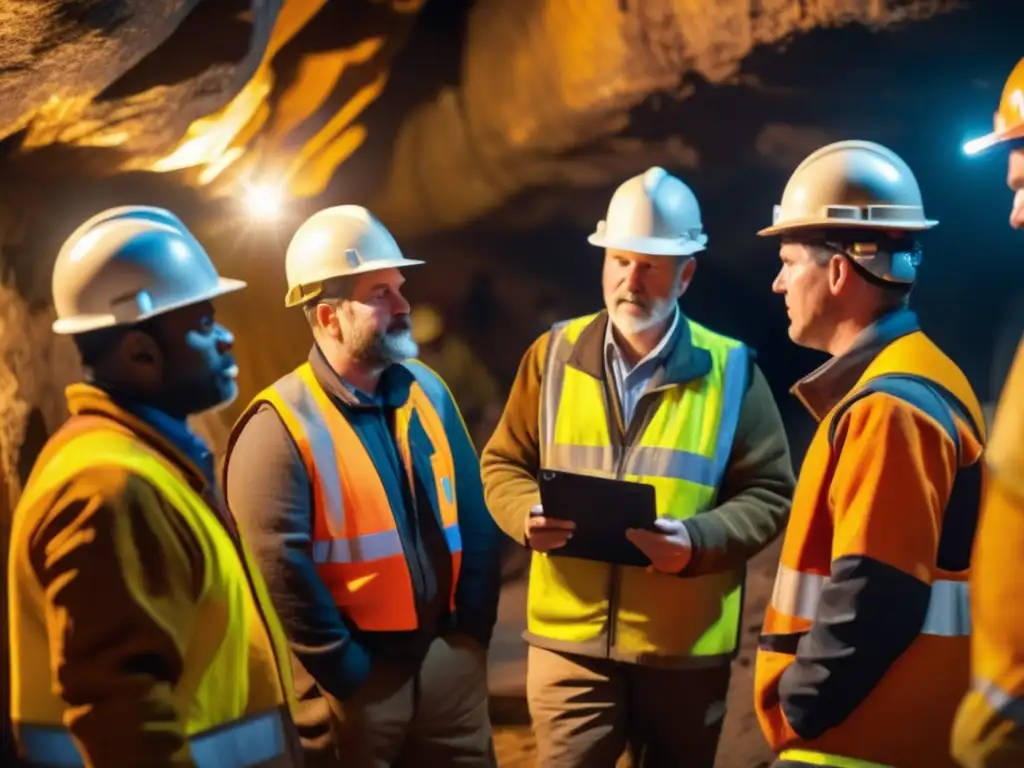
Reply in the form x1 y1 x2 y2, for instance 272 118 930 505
527 645 731 768
308 632 496 768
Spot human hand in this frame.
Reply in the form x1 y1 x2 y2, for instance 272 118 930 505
625 516 693 574
524 504 576 552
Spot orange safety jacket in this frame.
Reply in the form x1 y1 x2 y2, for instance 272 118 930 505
755 310 986 768
229 360 463 632
953 337 1024 768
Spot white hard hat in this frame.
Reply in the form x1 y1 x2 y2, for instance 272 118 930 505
588 167 708 256
759 140 937 237
52 209 246 335
284 205 423 307
59 206 192 252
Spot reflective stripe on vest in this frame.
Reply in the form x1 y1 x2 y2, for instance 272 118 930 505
540 320 748 493
540 319 749 499
972 677 1024 725
17 708 286 768
770 563 971 636
257 361 462 632
531 314 749 658
778 748 893 767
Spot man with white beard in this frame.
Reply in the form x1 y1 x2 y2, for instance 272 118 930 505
224 206 503 767
482 168 795 767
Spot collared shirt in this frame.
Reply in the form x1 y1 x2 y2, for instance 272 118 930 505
604 305 680 429
101 389 216 487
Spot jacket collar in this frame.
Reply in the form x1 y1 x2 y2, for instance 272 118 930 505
791 307 921 422
64 384 212 491
567 309 711 386
308 344 414 410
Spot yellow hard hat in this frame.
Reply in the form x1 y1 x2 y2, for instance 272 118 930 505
284 205 423 307
964 57 1024 155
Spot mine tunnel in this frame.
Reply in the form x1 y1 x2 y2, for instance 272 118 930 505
1 1 1022 766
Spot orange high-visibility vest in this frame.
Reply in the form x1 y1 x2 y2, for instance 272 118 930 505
755 330 985 768
230 361 463 632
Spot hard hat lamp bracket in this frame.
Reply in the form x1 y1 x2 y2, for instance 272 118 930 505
821 204 925 222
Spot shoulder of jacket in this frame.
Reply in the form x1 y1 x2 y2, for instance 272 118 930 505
829 383 961 451
43 461 165 511
685 316 747 352
403 359 456 413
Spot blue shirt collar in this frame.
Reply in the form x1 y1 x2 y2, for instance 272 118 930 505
112 395 216 486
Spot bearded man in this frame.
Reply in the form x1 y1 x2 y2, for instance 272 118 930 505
481 168 795 767
224 205 502 768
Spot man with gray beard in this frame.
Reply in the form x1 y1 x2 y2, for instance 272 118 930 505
224 205 502 767
482 168 795 767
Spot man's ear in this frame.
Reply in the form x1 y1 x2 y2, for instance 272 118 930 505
678 256 698 295
117 329 164 386
827 253 850 296
315 301 343 340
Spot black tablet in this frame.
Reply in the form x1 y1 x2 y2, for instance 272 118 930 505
537 468 658 568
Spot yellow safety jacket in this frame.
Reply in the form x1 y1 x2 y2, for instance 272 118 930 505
953 337 1024 767
528 312 749 663
8 394 297 768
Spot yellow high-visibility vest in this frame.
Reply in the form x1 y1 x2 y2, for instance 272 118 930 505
529 313 749 662
8 415 295 768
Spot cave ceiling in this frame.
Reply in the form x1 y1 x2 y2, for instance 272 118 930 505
2 0 1008 244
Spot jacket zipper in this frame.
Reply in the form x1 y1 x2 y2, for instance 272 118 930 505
390 411 430 629
603 384 664 658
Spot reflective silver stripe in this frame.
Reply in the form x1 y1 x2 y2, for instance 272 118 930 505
546 443 615 476
312 523 463 564
771 564 829 621
770 565 971 636
922 578 971 636
274 372 345 531
624 445 714 485
18 709 286 768
539 321 572 467
973 677 1024 726
539 320 750 497
311 528 404 564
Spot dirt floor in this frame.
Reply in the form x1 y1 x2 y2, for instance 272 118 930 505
487 542 781 768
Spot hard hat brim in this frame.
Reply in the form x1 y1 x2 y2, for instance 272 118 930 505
962 123 1024 156
587 232 706 256
284 256 425 308
756 218 939 238
52 276 248 335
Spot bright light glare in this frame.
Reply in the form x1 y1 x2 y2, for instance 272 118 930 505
962 135 991 157
243 183 283 221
